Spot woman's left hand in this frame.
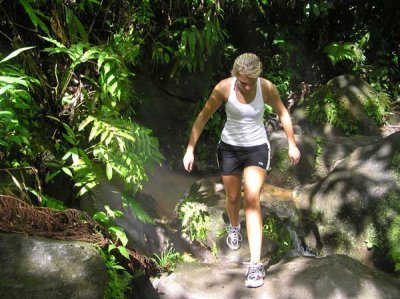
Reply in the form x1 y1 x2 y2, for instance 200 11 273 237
288 145 301 165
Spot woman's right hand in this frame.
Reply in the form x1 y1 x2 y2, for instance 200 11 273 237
183 150 194 172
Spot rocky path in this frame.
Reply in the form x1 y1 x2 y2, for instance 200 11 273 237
139 255 400 299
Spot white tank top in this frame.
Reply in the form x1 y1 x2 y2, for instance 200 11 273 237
221 77 268 146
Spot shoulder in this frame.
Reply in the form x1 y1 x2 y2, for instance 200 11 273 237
259 78 280 102
259 78 276 92
213 77 233 101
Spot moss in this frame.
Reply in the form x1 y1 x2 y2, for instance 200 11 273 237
392 151 400 184
308 89 359 134
374 191 400 272
306 76 388 134
275 148 291 172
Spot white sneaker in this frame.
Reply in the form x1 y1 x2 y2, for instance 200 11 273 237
245 262 265 288
226 224 242 250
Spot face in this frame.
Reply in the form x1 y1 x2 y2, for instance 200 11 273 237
236 73 257 93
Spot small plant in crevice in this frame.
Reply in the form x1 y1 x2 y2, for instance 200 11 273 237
364 223 379 250
152 245 183 273
94 205 141 297
211 241 219 259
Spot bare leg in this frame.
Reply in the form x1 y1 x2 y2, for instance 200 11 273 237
243 166 266 264
222 174 242 226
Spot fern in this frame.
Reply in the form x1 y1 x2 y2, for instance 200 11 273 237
0 47 39 155
324 42 365 65
324 33 369 69
42 38 164 218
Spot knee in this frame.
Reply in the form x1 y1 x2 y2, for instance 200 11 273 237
244 194 260 209
226 194 240 204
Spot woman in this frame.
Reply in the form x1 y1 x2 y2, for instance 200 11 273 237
183 53 301 288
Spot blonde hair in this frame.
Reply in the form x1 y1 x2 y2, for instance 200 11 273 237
231 53 263 79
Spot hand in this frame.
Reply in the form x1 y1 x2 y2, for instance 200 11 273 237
288 145 301 165
183 151 195 172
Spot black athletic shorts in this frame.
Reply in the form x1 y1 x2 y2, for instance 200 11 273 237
216 140 270 176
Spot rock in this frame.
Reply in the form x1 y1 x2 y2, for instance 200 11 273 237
293 74 388 137
268 131 317 188
294 132 400 270
267 131 381 186
0 233 107 299
140 255 400 299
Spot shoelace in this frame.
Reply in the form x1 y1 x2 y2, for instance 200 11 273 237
247 264 263 279
228 226 242 244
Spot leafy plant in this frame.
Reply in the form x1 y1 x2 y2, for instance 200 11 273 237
100 248 133 299
178 201 210 243
324 33 369 71
0 47 39 160
41 38 163 204
147 2 227 78
152 245 183 272
364 223 379 250
94 205 130 259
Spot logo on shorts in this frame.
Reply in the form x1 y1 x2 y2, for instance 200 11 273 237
258 161 264 166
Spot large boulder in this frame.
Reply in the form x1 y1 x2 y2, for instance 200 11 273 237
293 74 388 137
267 131 381 187
295 132 400 271
0 233 108 299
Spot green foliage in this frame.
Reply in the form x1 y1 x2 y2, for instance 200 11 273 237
364 223 379 249
388 153 400 271
100 248 133 299
374 151 400 272
308 90 359 134
145 1 227 77
94 205 130 259
19 0 50 35
152 245 183 272
375 191 400 272
1 2 164 225
367 51 400 99
324 33 369 70
307 79 388 135
0 47 39 159
41 38 163 199
362 94 388 126
263 215 291 261
177 199 210 243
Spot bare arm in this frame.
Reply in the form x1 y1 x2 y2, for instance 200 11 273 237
262 79 301 165
183 80 227 172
